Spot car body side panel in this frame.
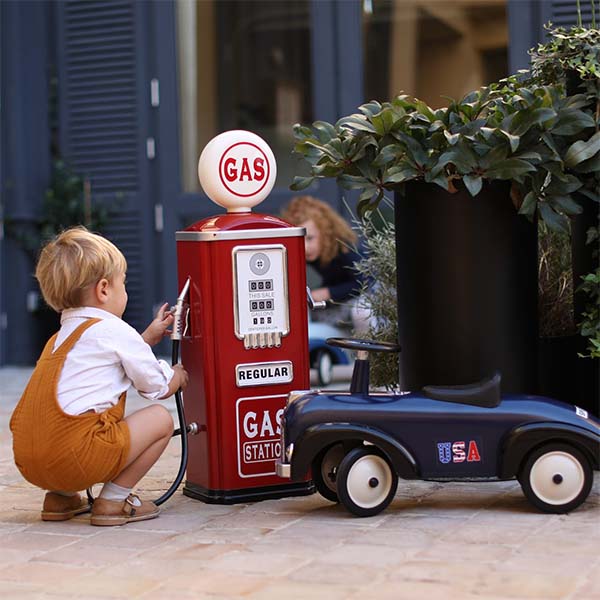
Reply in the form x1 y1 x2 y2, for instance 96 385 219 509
500 422 600 478
283 391 600 481
289 422 418 481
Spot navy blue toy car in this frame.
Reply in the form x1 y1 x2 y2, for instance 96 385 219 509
308 321 351 386
276 338 600 517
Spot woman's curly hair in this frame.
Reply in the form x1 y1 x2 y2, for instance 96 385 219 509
281 195 357 266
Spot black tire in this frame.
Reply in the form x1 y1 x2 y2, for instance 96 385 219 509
518 443 593 514
311 443 345 503
336 447 398 517
316 349 333 386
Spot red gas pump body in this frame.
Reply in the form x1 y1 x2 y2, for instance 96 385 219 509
176 212 313 503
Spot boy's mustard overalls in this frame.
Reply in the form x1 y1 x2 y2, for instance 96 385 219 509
10 319 130 491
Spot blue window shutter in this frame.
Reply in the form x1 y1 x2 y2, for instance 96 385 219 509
56 0 153 332
544 1 597 27
58 0 139 193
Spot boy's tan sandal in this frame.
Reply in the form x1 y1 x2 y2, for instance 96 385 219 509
41 492 91 521
90 494 160 526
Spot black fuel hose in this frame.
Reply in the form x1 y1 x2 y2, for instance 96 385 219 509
154 339 189 506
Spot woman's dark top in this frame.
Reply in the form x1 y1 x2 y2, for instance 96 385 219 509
309 247 363 303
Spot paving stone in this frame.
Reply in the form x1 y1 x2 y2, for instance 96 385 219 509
415 540 515 562
0 560 90 585
247 580 355 600
0 583 47 599
247 533 346 556
150 541 247 562
475 569 582 598
166 525 275 544
206 548 307 576
54 571 163 598
163 568 270 596
31 539 143 567
316 541 412 567
0 531 81 553
288 560 382 585
88 528 178 550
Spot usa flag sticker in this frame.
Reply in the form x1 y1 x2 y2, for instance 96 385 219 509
437 439 482 465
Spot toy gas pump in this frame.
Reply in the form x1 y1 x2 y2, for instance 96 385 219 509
175 130 314 503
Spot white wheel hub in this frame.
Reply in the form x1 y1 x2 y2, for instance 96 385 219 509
346 454 393 509
318 352 333 384
529 451 585 505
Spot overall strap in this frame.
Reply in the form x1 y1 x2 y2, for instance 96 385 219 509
52 317 103 357
39 333 60 361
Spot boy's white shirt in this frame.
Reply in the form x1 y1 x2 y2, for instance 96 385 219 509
54 306 175 415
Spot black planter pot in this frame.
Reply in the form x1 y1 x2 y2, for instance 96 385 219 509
394 181 538 393
564 69 600 414
537 335 599 416
572 352 600 416
570 192 600 415
538 335 578 404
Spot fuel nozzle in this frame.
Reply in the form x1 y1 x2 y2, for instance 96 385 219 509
307 287 326 311
171 277 191 341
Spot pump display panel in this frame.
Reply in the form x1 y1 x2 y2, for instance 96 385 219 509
233 244 289 348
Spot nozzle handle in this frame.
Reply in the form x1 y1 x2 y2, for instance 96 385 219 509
171 277 191 341
307 287 326 310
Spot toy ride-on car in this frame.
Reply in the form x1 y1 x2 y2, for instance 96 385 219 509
308 321 351 386
276 338 600 517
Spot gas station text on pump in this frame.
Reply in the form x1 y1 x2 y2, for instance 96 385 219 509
243 408 284 439
242 409 283 464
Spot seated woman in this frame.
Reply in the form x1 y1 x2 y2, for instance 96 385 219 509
281 195 370 333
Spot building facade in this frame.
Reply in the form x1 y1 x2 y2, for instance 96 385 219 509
0 0 586 365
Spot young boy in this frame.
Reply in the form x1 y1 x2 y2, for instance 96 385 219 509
10 227 189 526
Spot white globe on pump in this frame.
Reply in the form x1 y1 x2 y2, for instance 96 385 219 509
198 130 277 212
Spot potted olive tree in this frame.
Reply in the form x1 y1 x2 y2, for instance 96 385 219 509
291 56 598 396
528 9 599 411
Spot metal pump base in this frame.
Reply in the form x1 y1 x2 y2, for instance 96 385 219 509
183 480 315 504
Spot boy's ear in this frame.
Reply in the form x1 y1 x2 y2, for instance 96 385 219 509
94 278 110 304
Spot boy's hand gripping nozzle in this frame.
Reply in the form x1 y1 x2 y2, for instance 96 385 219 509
171 277 191 341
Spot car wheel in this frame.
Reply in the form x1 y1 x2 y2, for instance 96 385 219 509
518 443 593 514
312 443 345 503
336 447 398 517
316 350 333 386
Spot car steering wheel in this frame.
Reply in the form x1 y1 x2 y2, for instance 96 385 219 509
326 338 401 354
326 338 401 395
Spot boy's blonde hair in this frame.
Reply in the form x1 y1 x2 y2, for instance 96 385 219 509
281 195 357 266
35 226 127 312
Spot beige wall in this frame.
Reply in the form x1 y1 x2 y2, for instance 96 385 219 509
383 0 508 107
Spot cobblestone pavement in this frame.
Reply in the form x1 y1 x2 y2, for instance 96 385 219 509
1 366 598 599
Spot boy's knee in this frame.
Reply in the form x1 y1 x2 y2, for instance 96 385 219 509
151 404 173 437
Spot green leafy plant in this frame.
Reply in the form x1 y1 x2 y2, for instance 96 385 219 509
538 223 576 337
352 210 399 388
577 226 600 358
293 13 600 362
531 7 599 85
8 159 111 260
528 4 600 358
292 76 598 232
578 271 600 358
